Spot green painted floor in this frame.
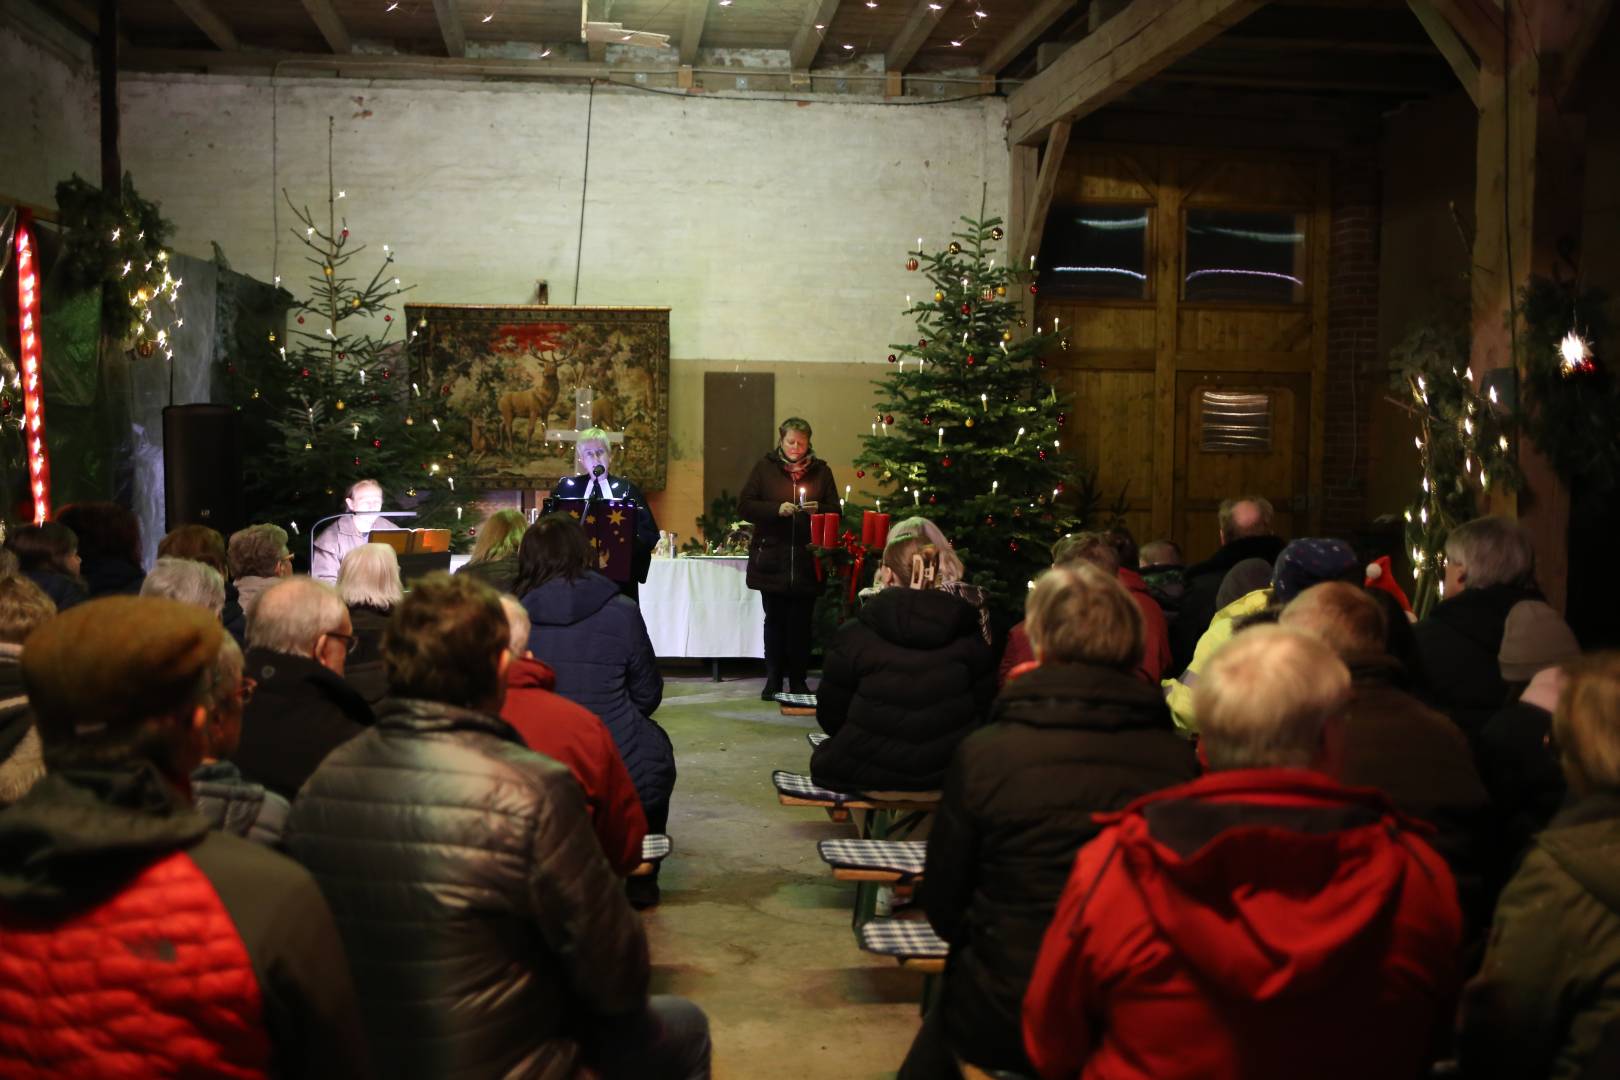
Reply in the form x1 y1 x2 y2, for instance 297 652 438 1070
642 671 923 1079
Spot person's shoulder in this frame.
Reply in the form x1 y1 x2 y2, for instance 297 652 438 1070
188 828 324 902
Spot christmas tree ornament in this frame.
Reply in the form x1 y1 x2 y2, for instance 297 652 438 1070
887 354 897 363
353 456 361 466
990 226 1004 241
0 397 11 416
297 316 305 324
966 356 976 366
884 415 894 425
1009 540 1019 552
135 339 156 358
251 389 260 399
407 488 417 497
341 228 349 239
300 368 311 378
1029 284 1038 295
324 265 334 277
906 257 920 271
948 241 962 254
934 291 945 302
384 314 393 322
381 368 391 379
965 417 974 428
856 469 865 478
441 385 451 396
923 415 933 426
981 287 995 301
372 438 382 448
336 400 346 411
941 457 951 468
338 352 346 360
995 285 1006 297
405 416 414 426
929 494 937 505
304 441 312 450
268 332 276 343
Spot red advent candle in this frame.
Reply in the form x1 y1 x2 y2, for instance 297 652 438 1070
861 510 876 548
874 513 891 549
821 514 837 548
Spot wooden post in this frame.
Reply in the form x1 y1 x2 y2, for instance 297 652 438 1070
99 0 120 193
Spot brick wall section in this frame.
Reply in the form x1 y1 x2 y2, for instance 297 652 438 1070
1323 155 1381 537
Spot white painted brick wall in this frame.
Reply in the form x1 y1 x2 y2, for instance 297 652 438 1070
0 24 99 208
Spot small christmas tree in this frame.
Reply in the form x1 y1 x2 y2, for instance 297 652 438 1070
855 212 1098 610
223 126 464 550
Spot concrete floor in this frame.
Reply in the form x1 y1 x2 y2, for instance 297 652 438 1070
642 672 924 1080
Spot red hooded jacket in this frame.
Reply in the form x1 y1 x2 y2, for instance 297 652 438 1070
500 656 648 876
1022 769 1462 1080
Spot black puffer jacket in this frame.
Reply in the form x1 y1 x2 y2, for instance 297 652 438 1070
810 588 994 793
233 648 373 800
286 698 650 1080
739 453 839 595
1169 534 1286 673
1413 584 1540 738
922 662 1198 1072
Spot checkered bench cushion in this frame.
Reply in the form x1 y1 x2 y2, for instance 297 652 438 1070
859 918 949 960
641 833 672 862
818 839 928 877
806 731 829 749
772 770 849 804
775 692 818 708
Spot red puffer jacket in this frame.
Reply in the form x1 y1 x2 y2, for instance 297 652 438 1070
1023 769 1462 1080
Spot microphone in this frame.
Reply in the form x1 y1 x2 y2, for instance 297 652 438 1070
591 465 605 477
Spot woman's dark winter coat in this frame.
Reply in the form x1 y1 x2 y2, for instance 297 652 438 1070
456 554 519 596
22 568 87 612
1413 584 1540 738
810 588 995 794
521 571 673 816
739 453 839 596
285 698 649 1079
921 661 1199 1072
343 602 393 707
78 556 145 599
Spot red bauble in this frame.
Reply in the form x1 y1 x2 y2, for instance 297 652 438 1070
226 363 236 374
371 438 382 449
300 368 311 378
384 314 393 322
1029 284 1038 294
961 303 971 315
296 316 305 324
856 469 865 478
353 456 362 466
468 527 478 537
966 356 976 367
422 462 429 469
341 228 349 239
918 339 928 348
1055 482 1064 494
905 257 920 272
887 354 897 363
381 368 392 379
922 415 933 426
441 385 451 396
1009 540 1019 552
1057 412 1067 426
883 415 893 425
1038 450 1047 460
984 514 994 525
929 494 937 505
941 457 951 468
338 352 346 360
0 397 11 416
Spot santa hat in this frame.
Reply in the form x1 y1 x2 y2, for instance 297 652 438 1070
1363 555 1412 615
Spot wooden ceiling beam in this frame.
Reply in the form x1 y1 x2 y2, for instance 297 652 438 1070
1018 120 1071 266
586 0 607 61
789 0 841 70
1006 0 1269 147
1420 0 1508 72
886 0 953 72
51 0 133 49
1407 0 1481 104
979 0 1076 76
170 0 240 52
679 0 710 65
1555 0 1614 104
299 0 352 54
431 0 466 58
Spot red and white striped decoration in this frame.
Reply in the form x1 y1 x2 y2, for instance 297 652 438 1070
15 214 50 524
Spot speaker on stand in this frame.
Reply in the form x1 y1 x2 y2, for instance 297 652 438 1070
163 404 245 537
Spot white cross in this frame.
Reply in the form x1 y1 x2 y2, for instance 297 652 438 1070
544 387 625 448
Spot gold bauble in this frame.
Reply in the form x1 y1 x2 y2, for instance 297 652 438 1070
405 416 414 426
995 285 1006 297
1002 330 1013 341
965 417 975 428
990 226 1004 241
934 291 945 302
948 241 962 254
335 400 346 410
351 297 362 308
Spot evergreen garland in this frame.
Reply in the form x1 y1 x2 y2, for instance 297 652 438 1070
1516 276 1619 491
54 173 179 347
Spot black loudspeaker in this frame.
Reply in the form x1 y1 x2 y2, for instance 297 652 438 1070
163 404 245 537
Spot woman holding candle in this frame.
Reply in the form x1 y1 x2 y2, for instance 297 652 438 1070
740 417 839 701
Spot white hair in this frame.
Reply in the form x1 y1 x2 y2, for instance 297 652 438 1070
247 576 347 656
1444 515 1536 590
141 556 226 615
337 543 404 610
1195 625 1351 771
498 594 530 656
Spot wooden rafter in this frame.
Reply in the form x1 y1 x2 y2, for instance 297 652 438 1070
979 0 1076 76
679 0 710 65
587 0 607 61
789 0 841 69
51 0 133 49
1408 0 1480 105
1018 120 1071 265
1423 0 1509 72
170 0 239 51
1006 0 1268 146
299 0 352 53
431 0 466 58
886 0 954 73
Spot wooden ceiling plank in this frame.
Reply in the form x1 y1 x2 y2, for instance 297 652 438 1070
51 0 134 49
170 0 240 52
679 0 709 65
979 0 1076 76
1005 0 1269 147
788 0 841 70
431 0 466 58
1018 120 1071 266
1407 0 1480 104
1421 0 1506 71
886 0 953 72
299 0 352 54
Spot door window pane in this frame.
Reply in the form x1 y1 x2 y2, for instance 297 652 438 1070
1183 210 1307 304
1038 205 1152 300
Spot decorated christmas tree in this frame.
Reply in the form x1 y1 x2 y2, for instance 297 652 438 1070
854 213 1100 610
222 135 465 552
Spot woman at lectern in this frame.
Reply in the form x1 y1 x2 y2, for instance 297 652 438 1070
550 427 660 602
739 417 839 701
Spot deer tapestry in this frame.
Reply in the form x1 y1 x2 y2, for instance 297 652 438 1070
404 304 670 491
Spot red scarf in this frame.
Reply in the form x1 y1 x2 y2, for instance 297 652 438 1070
776 449 813 483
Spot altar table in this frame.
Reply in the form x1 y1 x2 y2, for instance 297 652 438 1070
641 557 764 676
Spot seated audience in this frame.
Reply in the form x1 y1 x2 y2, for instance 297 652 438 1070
1169 495 1285 673
0 576 54 806
515 515 671 905
865 516 990 643
1413 515 1542 737
1476 599 1583 879
1460 652 1620 1080
457 508 528 594
6 521 87 611
141 555 226 617
1214 555 1273 611
1280 581 1492 931
1023 626 1462 1080
191 635 289 847
286 573 711 1079
227 523 294 627
233 576 373 800
1165 537 1361 732
336 542 404 707
498 594 648 876
902 563 1197 1078
1138 537 1185 627
55 502 145 598
159 523 243 641
811 534 995 794
0 596 368 1076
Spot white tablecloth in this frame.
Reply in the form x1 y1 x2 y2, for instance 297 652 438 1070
641 557 765 659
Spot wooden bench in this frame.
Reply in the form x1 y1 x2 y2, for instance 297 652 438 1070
630 833 672 878
776 691 817 717
771 770 940 832
859 917 948 1012
819 837 929 931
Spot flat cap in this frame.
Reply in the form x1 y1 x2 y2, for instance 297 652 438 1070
22 595 224 741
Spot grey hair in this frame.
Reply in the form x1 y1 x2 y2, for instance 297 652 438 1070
206 636 245 708
1444 515 1536 590
498 594 530 656
1195 625 1351 772
247 576 347 656
228 523 289 579
141 556 226 615
337 543 404 610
